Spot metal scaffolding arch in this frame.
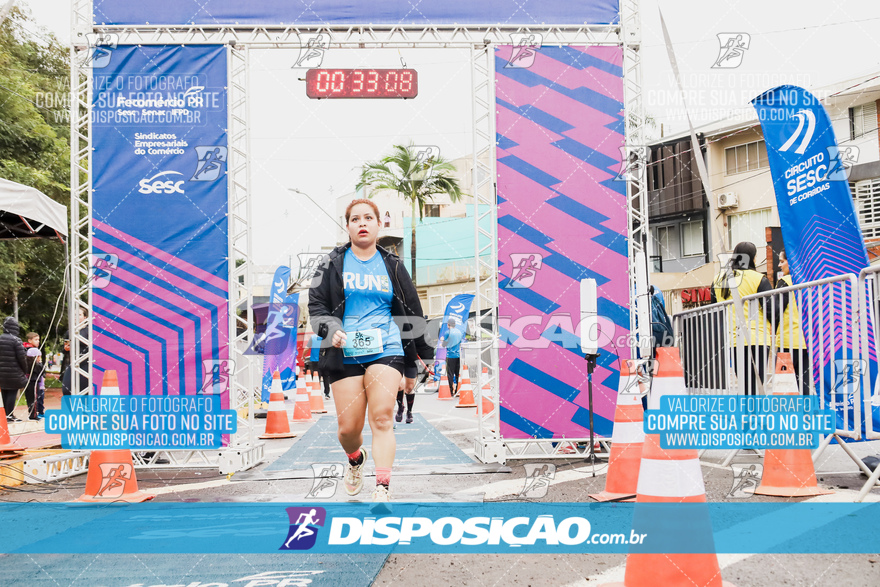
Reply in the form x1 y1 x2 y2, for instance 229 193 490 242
70 1 645 470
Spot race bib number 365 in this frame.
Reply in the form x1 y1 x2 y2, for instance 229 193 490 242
344 328 384 357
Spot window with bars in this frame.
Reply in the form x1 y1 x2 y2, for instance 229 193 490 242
728 208 771 249
854 178 880 239
425 204 441 217
850 102 877 140
724 140 769 175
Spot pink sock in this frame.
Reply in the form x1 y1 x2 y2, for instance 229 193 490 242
346 449 362 463
375 466 392 487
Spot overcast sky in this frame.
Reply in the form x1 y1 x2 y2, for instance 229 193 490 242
18 0 880 267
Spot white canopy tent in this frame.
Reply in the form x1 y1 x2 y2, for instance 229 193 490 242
0 177 68 240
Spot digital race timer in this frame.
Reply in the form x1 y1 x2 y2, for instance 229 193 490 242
305 69 418 99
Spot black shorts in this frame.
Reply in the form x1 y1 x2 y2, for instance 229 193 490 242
326 355 405 385
404 365 417 379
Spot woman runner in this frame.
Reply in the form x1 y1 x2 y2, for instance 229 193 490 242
309 199 433 502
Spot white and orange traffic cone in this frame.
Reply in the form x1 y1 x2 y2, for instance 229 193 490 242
603 347 735 587
456 365 477 408
755 353 833 497
260 372 296 439
478 367 494 416
77 370 154 502
590 359 644 502
292 376 312 422
309 372 327 414
99 369 120 395
437 374 453 401
77 449 155 502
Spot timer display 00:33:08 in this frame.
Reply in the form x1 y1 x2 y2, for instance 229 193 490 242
305 69 418 99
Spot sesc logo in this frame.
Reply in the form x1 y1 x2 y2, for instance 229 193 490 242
138 171 185 195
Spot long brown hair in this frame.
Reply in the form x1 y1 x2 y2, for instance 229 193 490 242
719 241 758 299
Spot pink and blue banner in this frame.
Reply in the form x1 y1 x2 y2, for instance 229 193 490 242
752 85 878 437
496 45 629 439
92 45 229 405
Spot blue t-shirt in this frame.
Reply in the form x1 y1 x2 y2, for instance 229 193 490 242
444 328 463 358
342 249 403 364
309 334 321 362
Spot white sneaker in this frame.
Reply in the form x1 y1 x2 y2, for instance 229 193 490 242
371 484 391 502
344 447 367 496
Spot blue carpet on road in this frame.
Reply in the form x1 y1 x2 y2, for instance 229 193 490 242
0 553 386 587
267 413 475 471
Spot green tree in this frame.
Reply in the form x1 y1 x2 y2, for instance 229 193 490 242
0 6 69 343
356 144 465 285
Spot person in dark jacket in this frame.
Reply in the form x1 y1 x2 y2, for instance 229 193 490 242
309 199 433 503
0 317 29 422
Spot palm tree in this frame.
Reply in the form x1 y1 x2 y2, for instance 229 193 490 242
356 143 465 284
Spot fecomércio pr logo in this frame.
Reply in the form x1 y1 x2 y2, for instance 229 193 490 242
280 507 326 550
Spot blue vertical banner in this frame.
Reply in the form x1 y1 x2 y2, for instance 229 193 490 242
260 267 299 402
435 294 474 381
752 85 877 437
91 46 229 407
437 294 475 344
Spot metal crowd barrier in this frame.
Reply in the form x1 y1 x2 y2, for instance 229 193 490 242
672 272 880 500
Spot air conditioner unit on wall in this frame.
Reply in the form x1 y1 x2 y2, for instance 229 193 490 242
717 192 738 210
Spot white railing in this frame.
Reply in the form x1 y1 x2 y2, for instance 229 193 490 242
674 273 860 437
673 270 880 500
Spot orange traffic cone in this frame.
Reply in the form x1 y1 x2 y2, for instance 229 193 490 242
99 369 120 395
456 366 477 408
437 374 453 400
590 360 644 502
478 367 494 416
755 353 832 497
603 347 735 587
0 396 24 457
292 376 312 422
260 372 296 439
309 372 327 414
77 449 155 502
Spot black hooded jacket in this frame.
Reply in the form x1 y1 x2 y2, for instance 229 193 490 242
308 243 434 373
0 317 29 390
